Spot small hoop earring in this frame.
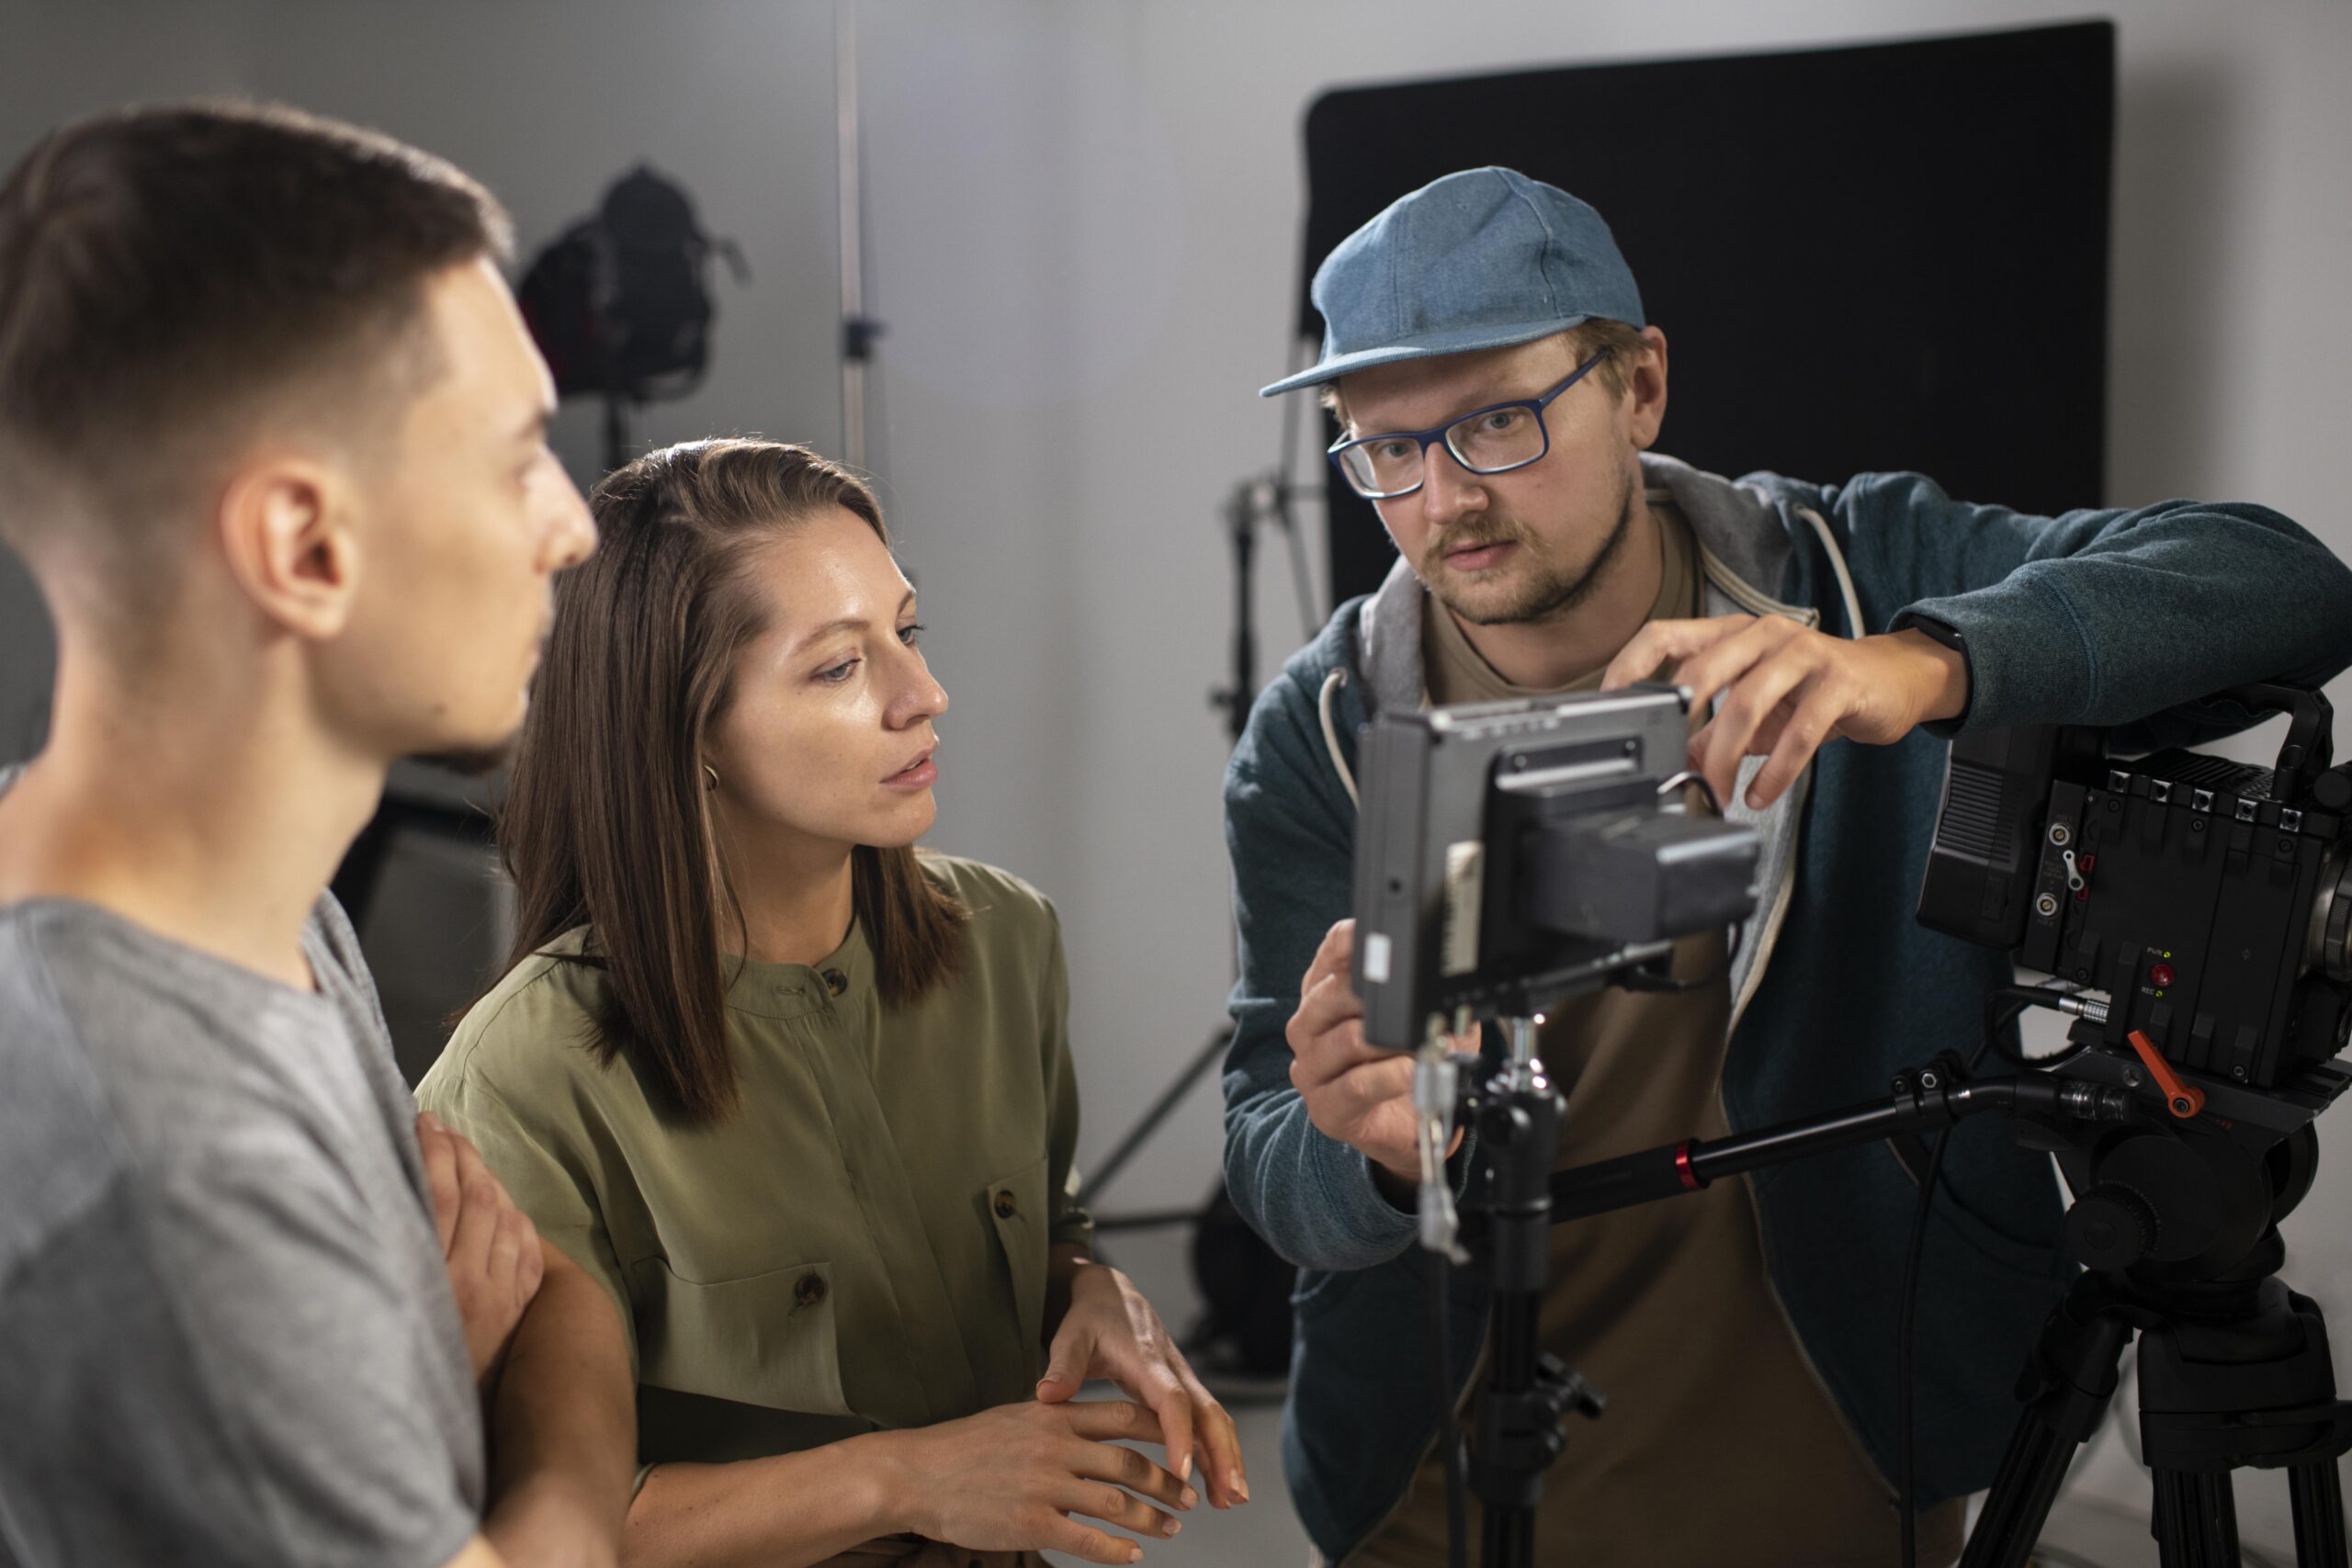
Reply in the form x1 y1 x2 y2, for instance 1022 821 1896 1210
703 763 719 792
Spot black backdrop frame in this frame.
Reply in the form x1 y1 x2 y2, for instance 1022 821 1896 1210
1297 20 2115 608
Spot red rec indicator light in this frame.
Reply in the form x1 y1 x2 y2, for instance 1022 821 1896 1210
2151 963 2177 988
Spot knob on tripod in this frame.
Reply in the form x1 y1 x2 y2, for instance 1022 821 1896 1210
2064 1184 2158 1270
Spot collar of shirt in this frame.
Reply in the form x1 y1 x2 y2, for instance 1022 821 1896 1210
715 917 873 1021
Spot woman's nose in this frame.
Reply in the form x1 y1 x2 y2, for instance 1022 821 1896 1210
892 653 948 728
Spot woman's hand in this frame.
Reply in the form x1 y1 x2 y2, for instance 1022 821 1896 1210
1037 1260 1249 1509
879 1398 1192 1565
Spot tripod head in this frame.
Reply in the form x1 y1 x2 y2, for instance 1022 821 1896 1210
2022 1039 2340 1283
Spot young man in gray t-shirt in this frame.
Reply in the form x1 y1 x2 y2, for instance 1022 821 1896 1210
0 104 629 1567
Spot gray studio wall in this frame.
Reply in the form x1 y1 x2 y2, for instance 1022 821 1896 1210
5 0 2350 1540
0 0 848 769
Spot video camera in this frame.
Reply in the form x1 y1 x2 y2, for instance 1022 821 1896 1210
1919 682 2352 1094
1350 684 1761 1049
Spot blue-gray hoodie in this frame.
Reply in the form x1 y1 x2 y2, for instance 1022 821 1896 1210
1220 453 2352 1562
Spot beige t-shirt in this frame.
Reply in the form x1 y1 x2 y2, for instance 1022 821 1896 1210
1357 499 1963 1567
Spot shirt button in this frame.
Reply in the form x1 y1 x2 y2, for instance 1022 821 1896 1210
821 968 848 997
993 1190 1018 1219
794 1271 828 1308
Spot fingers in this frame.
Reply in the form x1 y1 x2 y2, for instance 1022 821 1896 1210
1057 1476 1181 1547
1060 1399 1167 1448
1288 1006 1374 1090
486 1195 526 1298
1289 921 1357 1020
1304 919 1355 991
1287 960 1366 1046
446 1134 503 1279
1037 1323 1094 1404
1068 1427 1190 1511
1044 1513 1150 1565
1690 638 1821 808
1138 1370 1195 1498
1179 1371 1248 1508
1320 1054 1414 1116
1599 615 1753 692
492 1201 541 1305
416 1112 460 1256
1747 684 1847 810
1669 615 1804 723
514 1213 546 1301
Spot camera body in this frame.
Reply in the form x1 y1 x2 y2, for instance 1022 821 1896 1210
1919 685 2352 1090
1351 685 1761 1050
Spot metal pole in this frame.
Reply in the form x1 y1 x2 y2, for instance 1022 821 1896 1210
834 0 866 471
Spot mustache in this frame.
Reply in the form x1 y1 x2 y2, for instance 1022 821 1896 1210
1422 515 1533 568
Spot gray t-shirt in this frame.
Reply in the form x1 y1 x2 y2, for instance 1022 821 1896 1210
0 828 484 1563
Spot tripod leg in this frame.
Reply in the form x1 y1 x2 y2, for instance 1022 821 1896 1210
1963 1283 2135 1568
2290 1460 2350 1568
1962 1415 2089 1568
2149 1468 2238 1568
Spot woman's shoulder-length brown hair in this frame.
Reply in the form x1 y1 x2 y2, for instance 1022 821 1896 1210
494 437 967 1122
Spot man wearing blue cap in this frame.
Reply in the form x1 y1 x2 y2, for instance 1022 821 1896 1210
1223 166 2352 1565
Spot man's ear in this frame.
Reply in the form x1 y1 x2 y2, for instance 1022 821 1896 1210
215 453 363 640
1625 326 1670 451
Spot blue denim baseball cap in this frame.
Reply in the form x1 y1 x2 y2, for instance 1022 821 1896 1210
1261 166 1645 398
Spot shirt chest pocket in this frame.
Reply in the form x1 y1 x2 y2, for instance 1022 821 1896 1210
982 1156 1052 1357
629 1258 854 1417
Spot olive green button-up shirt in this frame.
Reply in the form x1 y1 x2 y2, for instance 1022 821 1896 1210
414 854 1091 1467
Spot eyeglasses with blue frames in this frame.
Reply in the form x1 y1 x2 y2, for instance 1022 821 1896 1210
1326 348 1613 501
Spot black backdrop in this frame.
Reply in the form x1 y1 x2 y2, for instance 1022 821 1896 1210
1297 21 2115 607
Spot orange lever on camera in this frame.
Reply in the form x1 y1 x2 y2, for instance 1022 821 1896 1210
2127 1030 2207 1120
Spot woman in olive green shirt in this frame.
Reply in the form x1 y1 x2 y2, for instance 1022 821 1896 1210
418 439 1243 1568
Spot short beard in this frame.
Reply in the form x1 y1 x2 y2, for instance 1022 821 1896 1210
1431 463 1640 628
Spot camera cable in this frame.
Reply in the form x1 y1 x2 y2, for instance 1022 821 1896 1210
1898 983 2081 1568
1426 1253 1469 1568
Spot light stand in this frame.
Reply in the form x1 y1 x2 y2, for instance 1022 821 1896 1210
1080 469 1321 1228
1415 1016 1605 1568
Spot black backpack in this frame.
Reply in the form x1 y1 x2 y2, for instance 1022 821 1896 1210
518 164 743 404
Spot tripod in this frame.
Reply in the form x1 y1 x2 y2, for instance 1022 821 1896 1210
1460 1020 2352 1568
1967 1231 2352 1567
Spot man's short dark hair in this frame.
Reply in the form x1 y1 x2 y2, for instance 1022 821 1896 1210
0 100 511 589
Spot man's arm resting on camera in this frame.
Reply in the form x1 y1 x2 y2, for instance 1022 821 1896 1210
1843 476 2352 744
479 1246 637 1567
